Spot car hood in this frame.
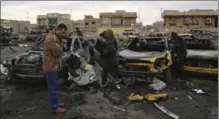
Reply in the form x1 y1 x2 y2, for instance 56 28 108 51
118 49 166 60
187 49 218 60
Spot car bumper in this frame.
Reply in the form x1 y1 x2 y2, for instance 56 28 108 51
13 73 45 79
118 69 163 77
184 66 218 75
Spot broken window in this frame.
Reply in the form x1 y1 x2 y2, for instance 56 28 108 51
205 18 212 25
128 38 167 52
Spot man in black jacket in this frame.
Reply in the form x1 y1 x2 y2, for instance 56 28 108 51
169 32 187 80
97 29 119 87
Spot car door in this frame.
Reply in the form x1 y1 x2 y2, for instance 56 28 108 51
70 36 90 62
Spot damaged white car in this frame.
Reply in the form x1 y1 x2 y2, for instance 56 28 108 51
0 35 98 86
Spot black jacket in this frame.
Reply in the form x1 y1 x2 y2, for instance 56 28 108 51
96 36 118 60
170 34 187 57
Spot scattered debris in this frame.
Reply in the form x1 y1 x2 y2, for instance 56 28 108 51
187 95 193 100
192 89 205 94
111 106 126 112
104 91 121 105
154 103 180 119
149 78 167 91
128 92 168 102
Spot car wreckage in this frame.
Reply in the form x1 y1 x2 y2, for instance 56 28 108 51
180 34 218 75
0 35 98 86
117 37 172 85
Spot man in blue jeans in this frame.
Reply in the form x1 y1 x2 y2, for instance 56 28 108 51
42 23 67 113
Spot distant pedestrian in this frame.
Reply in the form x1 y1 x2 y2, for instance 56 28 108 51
169 31 187 80
42 23 68 113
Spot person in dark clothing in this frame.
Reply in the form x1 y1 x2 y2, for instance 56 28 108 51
169 32 187 80
75 27 83 37
97 29 119 87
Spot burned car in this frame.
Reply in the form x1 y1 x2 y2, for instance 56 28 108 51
0 35 98 86
117 37 172 85
180 34 218 75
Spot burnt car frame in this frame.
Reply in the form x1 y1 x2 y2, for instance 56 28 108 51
117 37 173 85
0 35 97 85
179 34 218 76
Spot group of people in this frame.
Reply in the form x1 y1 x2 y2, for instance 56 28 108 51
42 23 187 113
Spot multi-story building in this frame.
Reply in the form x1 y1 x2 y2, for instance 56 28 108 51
162 9 218 33
83 15 100 33
98 10 137 34
37 13 73 32
0 19 30 33
1 19 11 28
19 20 31 33
73 20 84 32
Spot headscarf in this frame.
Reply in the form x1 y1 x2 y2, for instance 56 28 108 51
103 29 115 40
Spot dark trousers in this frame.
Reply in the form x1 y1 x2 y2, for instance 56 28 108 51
172 55 186 80
45 72 58 110
101 58 118 83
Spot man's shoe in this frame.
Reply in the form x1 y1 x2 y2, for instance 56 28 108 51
53 107 66 113
100 80 108 88
58 103 65 108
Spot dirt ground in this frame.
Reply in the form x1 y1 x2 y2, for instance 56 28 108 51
0 43 218 119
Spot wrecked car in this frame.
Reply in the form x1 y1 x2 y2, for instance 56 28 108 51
117 37 172 85
0 35 98 86
180 35 218 75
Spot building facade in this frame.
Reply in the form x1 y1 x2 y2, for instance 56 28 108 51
37 13 73 32
83 15 100 33
0 19 30 33
162 9 218 33
73 20 84 32
99 10 137 28
98 10 137 34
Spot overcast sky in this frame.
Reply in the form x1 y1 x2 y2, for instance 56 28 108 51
1 1 218 25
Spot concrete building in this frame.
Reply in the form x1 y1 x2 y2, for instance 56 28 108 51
83 15 100 33
0 19 30 33
1 19 11 28
162 9 218 33
30 24 37 29
153 21 165 32
37 13 73 32
19 20 31 33
73 20 84 32
98 10 137 34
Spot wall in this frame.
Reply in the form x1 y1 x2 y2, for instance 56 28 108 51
10 20 20 32
19 21 30 33
97 27 125 35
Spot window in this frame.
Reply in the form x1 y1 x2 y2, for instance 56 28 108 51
112 18 120 25
91 21 95 24
184 17 191 25
121 20 123 24
102 18 109 24
192 17 199 25
73 39 81 51
85 22 89 25
205 18 212 25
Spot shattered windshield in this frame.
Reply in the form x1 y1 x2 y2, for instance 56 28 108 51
185 38 217 50
127 37 167 52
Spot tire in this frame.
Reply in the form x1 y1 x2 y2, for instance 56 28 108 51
163 67 172 84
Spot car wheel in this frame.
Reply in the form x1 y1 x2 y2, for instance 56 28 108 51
163 67 172 84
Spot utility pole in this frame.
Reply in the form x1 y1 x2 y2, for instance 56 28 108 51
160 8 163 20
71 9 73 32
26 12 29 21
